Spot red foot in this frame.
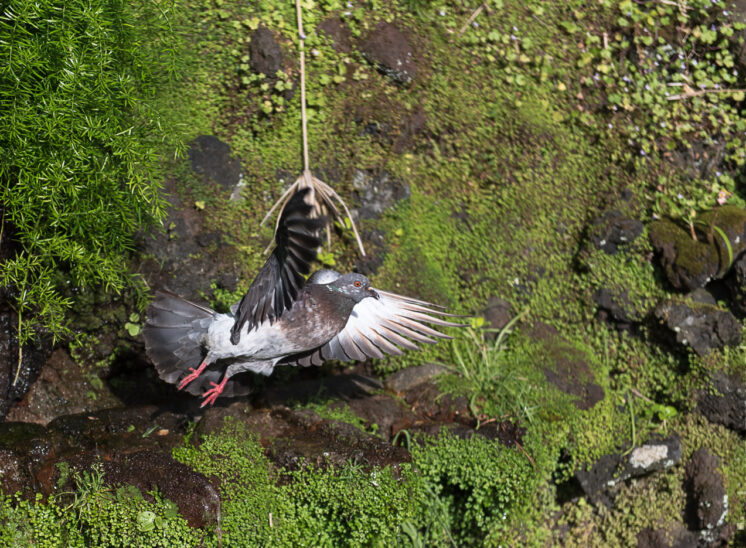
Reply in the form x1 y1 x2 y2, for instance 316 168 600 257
178 360 208 390
200 377 228 408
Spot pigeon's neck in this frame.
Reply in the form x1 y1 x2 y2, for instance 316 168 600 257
316 284 359 317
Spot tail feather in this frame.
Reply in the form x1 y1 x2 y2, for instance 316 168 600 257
143 290 215 394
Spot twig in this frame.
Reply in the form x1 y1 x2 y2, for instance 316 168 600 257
514 439 537 470
667 82 746 101
459 3 486 35
12 311 23 387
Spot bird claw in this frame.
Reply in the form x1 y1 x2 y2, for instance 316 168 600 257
178 360 208 390
200 378 228 408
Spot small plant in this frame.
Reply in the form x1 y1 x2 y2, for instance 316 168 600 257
447 309 532 422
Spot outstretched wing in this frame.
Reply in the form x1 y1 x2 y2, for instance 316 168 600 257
231 188 324 344
280 289 467 366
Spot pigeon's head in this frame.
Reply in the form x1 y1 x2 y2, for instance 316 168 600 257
327 273 377 303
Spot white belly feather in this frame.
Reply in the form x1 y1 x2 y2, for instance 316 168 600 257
204 314 307 363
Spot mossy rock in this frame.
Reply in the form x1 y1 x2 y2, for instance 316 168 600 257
649 206 746 290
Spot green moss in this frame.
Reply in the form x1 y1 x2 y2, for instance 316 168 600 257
0 487 200 547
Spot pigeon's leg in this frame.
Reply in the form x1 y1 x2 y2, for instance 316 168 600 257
178 360 208 390
200 377 229 408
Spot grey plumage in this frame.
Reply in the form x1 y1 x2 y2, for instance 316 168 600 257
143 189 466 406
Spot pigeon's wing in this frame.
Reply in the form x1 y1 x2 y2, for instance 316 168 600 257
280 289 467 366
230 188 324 344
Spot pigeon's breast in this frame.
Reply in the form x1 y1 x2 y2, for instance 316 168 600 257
276 286 354 350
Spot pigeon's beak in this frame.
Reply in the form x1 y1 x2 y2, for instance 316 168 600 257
368 288 380 300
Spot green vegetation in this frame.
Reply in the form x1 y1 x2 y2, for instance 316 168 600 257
3 0 746 545
0 466 200 547
0 0 185 343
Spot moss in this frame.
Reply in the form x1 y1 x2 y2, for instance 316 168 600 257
0 488 200 547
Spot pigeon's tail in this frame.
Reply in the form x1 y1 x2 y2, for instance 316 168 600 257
143 290 215 395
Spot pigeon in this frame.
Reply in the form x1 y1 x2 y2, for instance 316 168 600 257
143 188 465 406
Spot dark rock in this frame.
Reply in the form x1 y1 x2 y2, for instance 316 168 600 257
393 106 427 153
531 323 605 410
0 448 33 498
0 305 53 421
360 22 417 85
249 26 283 77
6 349 121 425
725 253 746 315
384 363 449 393
404 380 470 423
343 394 413 441
697 371 746 435
52 449 220 529
685 448 730 545
481 297 512 340
136 175 241 304
260 373 382 409
637 524 697 548
576 437 682 506
686 287 718 307
317 18 352 53
193 401 253 443
355 229 386 277
649 207 746 291
352 169 410 220
187 135 242 191
593 287 637 327
235 408 411 471
47 406 187 453
655 301 741 356
589 209 644 255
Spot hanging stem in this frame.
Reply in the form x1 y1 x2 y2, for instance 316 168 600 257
12 310 23 387
295 0 310 174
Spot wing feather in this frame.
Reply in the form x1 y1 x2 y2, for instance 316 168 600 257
230 188 324 344
280 288 468 366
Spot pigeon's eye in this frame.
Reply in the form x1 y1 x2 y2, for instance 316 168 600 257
354 280 362 288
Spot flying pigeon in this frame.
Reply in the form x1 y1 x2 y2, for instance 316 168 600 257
143 188 465 406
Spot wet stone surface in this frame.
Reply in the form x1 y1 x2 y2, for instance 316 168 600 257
6 349 121 425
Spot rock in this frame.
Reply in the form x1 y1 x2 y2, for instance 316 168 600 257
260 373 382 409
649 206 746 291
0 448 33 498
351 169 410 220
481 297 512 339
231 407 411 472
530 323 605 411
404 381 470 424
360 22 417 85
317 18 352 53
0 304 53 421
384 363 449 393
6 349 121 425
697 371 746 435
51 449 220 529
593 287 638 327
725 253 746 315
343 395 412 441
249 26 283 77
187 135 243 192
46 406 187 453
685 448 731 545
637 523 698 548
192 400 253 443
654 300 741 356
355 229 386 277
589 210 644 255
575 437 682 506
